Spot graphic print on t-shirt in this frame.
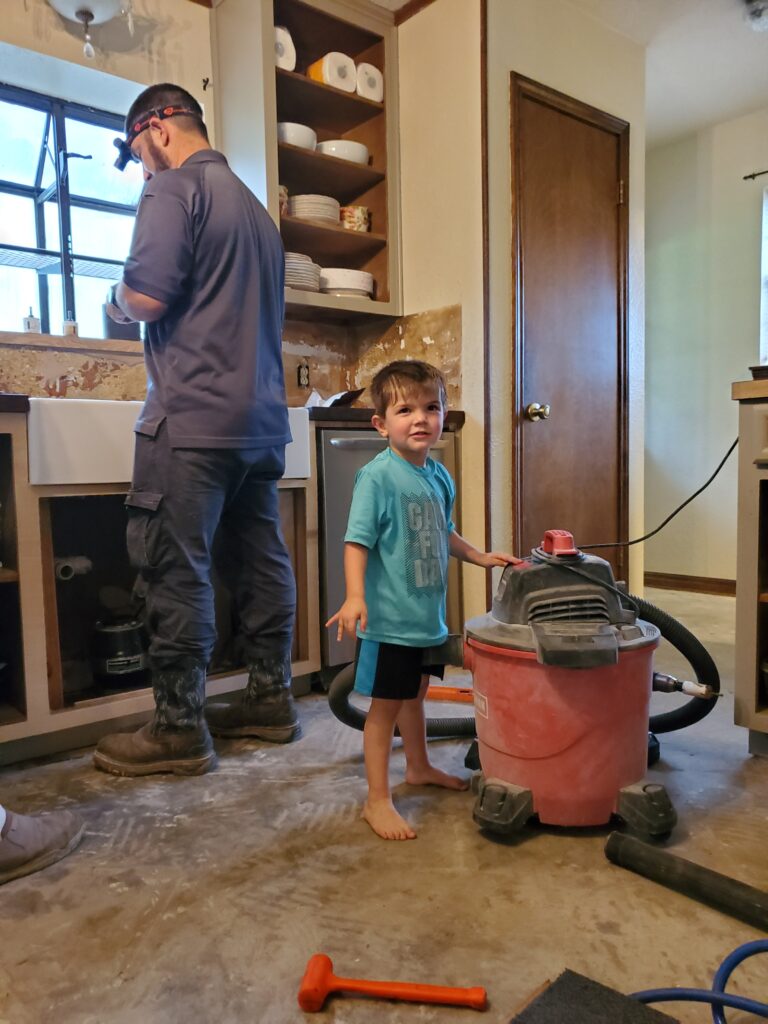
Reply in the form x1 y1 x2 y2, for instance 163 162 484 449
400 491 448 596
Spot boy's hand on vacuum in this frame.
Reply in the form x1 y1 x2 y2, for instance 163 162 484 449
325 598 368 641
477 551 522 568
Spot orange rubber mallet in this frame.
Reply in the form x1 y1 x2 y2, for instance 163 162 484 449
298 954 487 1012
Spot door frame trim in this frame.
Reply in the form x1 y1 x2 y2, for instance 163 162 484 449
508 73 630 574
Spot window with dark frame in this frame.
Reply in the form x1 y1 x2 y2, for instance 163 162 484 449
0 81 143 339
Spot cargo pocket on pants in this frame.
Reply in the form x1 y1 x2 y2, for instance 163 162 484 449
125 490 163 575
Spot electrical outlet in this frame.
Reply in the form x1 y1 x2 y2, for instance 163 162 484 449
297 361 310 388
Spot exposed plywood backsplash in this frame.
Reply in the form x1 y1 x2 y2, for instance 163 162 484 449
0 303 462 407
354 304 461 409
0 334 146 400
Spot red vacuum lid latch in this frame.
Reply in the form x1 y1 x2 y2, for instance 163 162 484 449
541 529 578 556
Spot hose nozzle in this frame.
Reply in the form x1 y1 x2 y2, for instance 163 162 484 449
653 671 719 700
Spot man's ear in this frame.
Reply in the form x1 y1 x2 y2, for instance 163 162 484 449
150 117 171 148
372 414 388 439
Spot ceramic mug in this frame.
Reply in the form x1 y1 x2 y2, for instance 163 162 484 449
340 205 370 232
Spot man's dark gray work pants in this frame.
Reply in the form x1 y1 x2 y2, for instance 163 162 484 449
125 421 296 671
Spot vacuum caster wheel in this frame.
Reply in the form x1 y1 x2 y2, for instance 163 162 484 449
472 773 534 835
617 781 677 840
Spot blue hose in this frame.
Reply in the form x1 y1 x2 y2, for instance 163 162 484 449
631 939 768 1021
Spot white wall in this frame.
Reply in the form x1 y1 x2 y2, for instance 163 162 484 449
398 0 487 617
487 0 647 590
645 107 768 580
1 0 213 130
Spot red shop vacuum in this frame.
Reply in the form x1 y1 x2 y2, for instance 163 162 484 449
328 529 720 842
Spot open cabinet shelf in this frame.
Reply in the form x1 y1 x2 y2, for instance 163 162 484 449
272 0 399 316
276 69 384 133
281 214 386 263
278 142 385 202
213 0 401 320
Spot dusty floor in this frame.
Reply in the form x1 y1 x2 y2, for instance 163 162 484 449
1 589 767 1024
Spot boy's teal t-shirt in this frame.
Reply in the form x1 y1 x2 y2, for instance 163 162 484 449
344 447 455 646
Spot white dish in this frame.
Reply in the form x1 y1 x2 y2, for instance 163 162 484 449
277 122 317 150
319 268 373 291
322 288 372 298
316 139 369 165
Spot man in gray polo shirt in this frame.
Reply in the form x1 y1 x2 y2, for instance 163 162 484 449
94 83 298 776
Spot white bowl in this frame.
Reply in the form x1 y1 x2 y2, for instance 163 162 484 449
277 122 317 150
316 139 369 165
319 268 374 293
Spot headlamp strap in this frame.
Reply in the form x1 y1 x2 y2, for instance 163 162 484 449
126 105 201 147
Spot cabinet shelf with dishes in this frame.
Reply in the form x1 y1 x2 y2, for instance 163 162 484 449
272 0 400 317
278 142 385 201
281 215 387 262
213 0 401 318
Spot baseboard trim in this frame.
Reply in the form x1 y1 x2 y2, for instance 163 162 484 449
644 571 736 596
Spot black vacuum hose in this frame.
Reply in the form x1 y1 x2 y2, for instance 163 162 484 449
328 598 720 738
327 661 476 737
630 595 720 733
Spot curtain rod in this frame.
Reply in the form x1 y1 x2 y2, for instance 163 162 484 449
744 169 768 180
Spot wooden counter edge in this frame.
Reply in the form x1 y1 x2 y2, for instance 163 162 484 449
732 379 768 401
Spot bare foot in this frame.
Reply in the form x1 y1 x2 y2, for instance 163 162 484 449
405 765 469 790
362 798 417 840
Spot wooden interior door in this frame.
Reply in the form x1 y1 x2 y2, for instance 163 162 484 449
510 75 629 579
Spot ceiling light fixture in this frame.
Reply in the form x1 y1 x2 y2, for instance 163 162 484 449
46 0 135 58
743 0 768 32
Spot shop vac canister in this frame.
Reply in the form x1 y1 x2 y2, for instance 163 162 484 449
464 531 676 836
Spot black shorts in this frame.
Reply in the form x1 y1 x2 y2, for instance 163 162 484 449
353 639 445 701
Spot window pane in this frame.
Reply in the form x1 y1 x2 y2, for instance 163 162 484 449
47 273 64 334
74 275 109 339
40 117 56 191
43 200 61 251
0 194 37 248
0 267 40 332
65 117 144 206
0 100 47 187
70 206 134 261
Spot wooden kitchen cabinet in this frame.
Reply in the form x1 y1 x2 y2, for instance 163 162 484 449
213 0 402 320
0 405 320 766
732 380 768 756
0 410 27 727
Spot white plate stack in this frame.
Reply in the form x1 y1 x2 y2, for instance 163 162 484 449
285 252 321 292
287 194 340 224
319 268 374 298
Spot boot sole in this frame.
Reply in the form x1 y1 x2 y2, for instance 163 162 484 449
0 822 86 886
207 723 300 743
93 751 218 777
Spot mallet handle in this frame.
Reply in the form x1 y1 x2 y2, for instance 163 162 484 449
333 973 487 1009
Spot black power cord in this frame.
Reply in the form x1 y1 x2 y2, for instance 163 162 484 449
581 438 738 551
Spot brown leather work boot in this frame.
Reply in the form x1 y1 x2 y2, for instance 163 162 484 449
93 721 216 777
94 659 217 776
205 653 300 743
0 809 85 885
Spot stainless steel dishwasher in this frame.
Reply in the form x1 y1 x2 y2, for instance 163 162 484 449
317 428 461 670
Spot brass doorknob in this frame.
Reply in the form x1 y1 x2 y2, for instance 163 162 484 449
525 402 551 421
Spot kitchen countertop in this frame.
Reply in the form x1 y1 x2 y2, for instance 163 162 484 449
732 378 768 401
308 407 465 429
0 392 30 413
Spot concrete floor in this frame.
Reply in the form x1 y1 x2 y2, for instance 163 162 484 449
1 589 767 1023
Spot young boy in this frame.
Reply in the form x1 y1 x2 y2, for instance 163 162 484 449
326 360 515 841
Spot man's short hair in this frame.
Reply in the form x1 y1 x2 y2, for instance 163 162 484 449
370 360 447 417
125 83 208 141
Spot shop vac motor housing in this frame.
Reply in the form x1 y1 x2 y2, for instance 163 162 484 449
465 530 677 837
